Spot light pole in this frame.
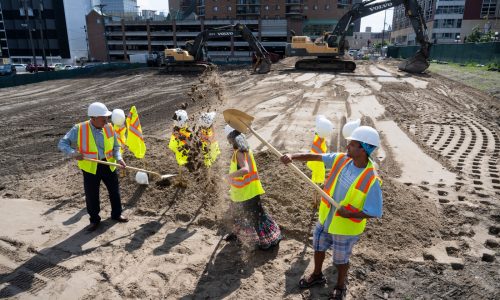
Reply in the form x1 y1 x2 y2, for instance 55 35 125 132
83 25 91 63
21 0 37 71
37 0 47 68
381 9 387 56
95 4 111 63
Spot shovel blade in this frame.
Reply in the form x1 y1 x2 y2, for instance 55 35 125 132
223 109 255 133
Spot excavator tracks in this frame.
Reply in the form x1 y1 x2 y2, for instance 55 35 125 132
295 58 356 72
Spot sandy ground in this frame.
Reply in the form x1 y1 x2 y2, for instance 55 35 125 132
0 59 499 299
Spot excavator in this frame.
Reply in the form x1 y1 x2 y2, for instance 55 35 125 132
285 0 432 73
159 23 279 73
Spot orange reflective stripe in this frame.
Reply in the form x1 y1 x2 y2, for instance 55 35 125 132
321 154 352 208
311 137 324 154
103 124 114 139
78 122 97 158
355 168 374 193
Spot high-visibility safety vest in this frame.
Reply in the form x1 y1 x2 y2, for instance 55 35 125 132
77 120 117 174
319 153 381 236
228 150 265 202
169 126 191 166
200 127 220 167
113 124 127 153
126 106 146 159
307 134 327 184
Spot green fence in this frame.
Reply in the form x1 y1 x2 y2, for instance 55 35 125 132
387 42 500 64
0 63 146 89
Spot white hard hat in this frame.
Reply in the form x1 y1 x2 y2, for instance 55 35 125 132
347 126 380 147
174 110 188 126
199 111 216 128
88 102 112 117
316 116 333 138
224 124 235 136
135 171 149 185
111 109 126 126
342 119 361 139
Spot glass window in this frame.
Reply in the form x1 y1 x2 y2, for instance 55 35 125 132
227 6 231 12
213 6 218 12
276 5 280 10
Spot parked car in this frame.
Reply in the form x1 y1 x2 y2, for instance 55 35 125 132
13 64 27 73
26 64 55 73
0 64 16 76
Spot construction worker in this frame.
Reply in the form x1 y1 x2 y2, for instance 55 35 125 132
198 111 220 167
307 115 333 208
169 110 191 183
280 125 383 300
58 102 128 232
224 125 282 250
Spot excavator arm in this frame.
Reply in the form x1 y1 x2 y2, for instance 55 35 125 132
329 0 430 72
185 23 275 73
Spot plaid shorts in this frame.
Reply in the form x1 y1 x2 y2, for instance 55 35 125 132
313 222 360 264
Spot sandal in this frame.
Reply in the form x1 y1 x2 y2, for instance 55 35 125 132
298 272 326 289
328 286 347 300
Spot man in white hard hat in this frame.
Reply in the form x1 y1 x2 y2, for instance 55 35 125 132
58 102 128 232
280 125 383 300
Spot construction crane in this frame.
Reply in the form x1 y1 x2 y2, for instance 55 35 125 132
152 23 279 73
285 0 432 73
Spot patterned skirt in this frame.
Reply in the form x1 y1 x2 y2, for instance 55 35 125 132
231 195 282 250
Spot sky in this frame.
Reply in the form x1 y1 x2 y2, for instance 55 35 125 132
136 0 393 33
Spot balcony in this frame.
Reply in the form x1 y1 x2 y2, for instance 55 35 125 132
236 0 260 5
285 0 303 4
236 7 260 16
285 0 303 16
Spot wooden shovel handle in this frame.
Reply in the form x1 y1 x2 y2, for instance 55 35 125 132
245 125 340 209
83 158 162 177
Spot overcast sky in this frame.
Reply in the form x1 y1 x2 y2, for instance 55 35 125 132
136 0 393 33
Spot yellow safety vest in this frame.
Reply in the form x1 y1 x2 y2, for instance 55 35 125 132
114 124 127 153
307 134 327 184
200 127 221 167
319 153 380 235
169 126 191 166
228 150 265 202
77 121 117 174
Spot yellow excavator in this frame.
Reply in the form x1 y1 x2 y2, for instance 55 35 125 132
158 23 279 73
286 0 431 73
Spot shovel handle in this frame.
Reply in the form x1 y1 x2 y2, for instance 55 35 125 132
245 125 340 209
83 158 162 177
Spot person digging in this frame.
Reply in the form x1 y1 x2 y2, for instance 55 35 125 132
169 109 191 187
280 125 383 300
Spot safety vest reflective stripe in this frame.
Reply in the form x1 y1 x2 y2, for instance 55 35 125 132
321 154 352 208
128 118 144 141
103 124 114 139
200 129 215 143
78 121 98 159
311 136 325 154
356 168 375 193
334 204 363 223
229 152 260 188
173 130 190 144
116 126 126 145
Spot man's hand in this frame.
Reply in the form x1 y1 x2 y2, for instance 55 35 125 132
336 206 351 218
280 154 293 165
73 152 84 160
118 159 127 168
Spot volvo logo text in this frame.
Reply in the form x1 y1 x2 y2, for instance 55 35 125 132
369 2 392 12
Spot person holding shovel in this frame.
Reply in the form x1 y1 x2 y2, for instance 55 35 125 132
280 125 383 300
169 109 191 185
224 125 282 250
58 102 128 232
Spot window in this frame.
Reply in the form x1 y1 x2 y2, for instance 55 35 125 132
227 6 231 12
213 6 218 12
481 0 497 18
265 5 269 11
325 4 330 10
276 5 280 10
313 5 318 10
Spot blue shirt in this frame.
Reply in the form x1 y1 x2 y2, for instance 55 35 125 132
322 153 383 228
58 121 122 161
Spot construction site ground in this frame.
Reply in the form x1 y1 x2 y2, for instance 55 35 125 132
0 58 498 299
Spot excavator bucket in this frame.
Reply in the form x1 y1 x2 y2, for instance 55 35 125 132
398 51 430 73
257 60 271 74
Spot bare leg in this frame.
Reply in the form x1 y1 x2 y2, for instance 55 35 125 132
335 263 349 288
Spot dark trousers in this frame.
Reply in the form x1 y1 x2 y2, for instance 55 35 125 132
82 164 122 224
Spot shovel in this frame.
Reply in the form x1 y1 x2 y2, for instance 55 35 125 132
223 109 339 209
83 158 176 180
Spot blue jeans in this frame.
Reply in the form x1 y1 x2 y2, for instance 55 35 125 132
82 164 122 224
